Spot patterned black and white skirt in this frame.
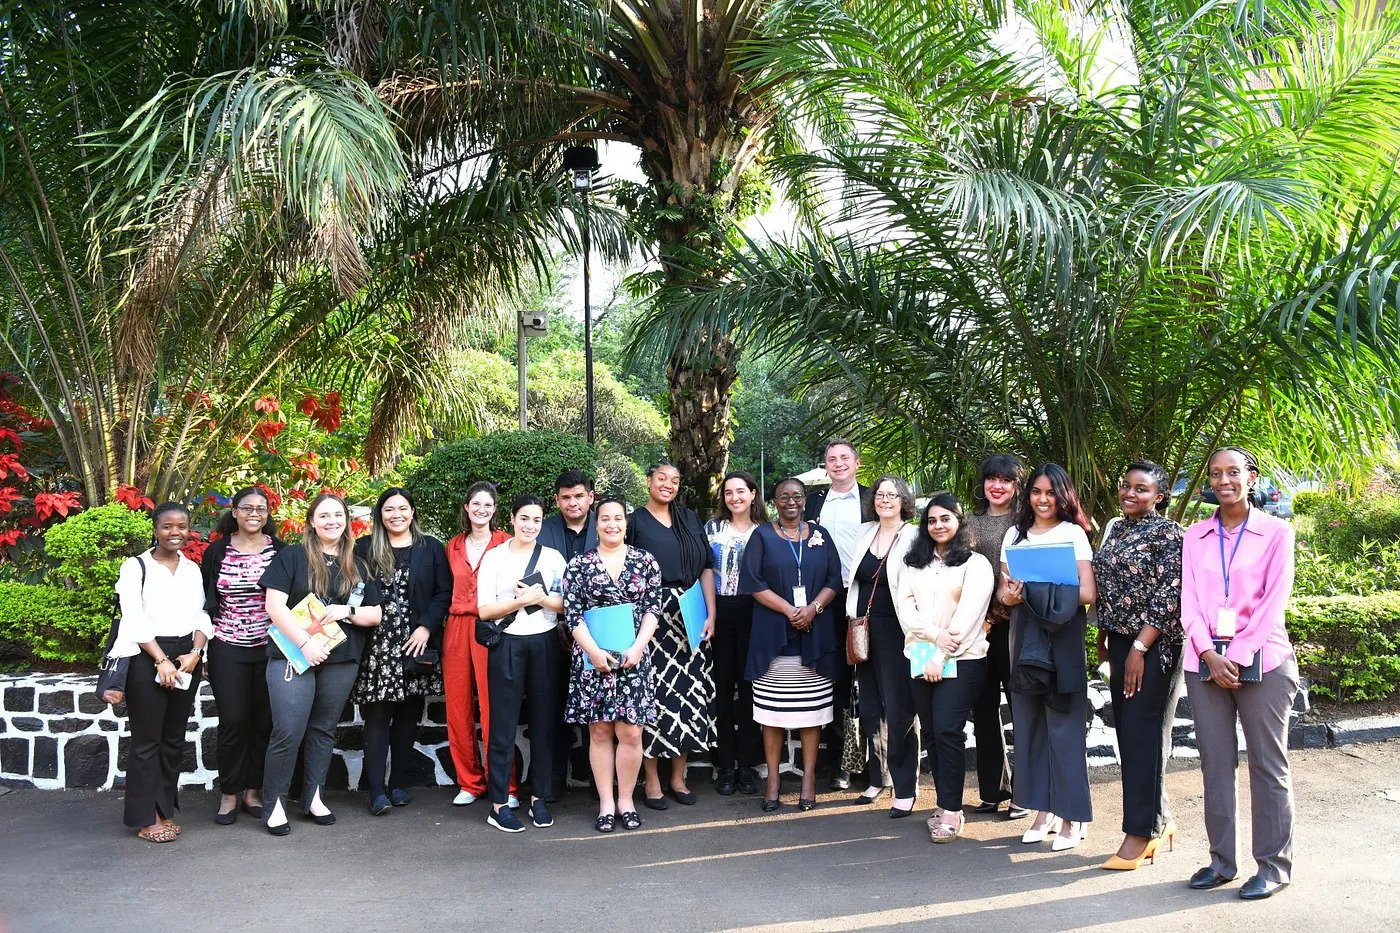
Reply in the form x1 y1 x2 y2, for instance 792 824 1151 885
752 655 834 729
643 586 715 757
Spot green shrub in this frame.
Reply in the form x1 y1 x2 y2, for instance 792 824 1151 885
1289 592 1400 702
1303 492 1400 558
1291 490 1328 516
0 583 92 663
405 430 597 537
1294 537 1400 597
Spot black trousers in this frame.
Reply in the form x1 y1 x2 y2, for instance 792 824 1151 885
913 656 987 811
550 629 576 794
1107 632 1183 837
855 611 919 798
361 696 426 798
819 587 851 767
123 635 199 827
207 638 270 795
487 630 564 805
712 594 762 770
970 621 1014 803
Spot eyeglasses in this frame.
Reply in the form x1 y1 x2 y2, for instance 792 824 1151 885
873 492 901 501
775 493 805 503
237 506 269 515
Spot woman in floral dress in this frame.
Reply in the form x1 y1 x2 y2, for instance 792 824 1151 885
563 496 663 833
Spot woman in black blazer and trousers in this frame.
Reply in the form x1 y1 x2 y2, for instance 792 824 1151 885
353 488 452 815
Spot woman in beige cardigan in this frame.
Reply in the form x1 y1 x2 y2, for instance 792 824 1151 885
845 475 921 815
896 492 995 842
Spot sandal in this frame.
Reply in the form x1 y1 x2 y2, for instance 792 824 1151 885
595 813 616 834
620 811 642 830
161 817 182 835
929 812 965 844
137 824 179 844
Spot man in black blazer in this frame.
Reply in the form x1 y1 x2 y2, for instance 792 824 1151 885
804 440 875 790
537 468 598 798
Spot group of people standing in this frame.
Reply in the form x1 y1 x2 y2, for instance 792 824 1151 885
104 441 1299 901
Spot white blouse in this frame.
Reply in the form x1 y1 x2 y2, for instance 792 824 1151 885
477 541 567 636
894 551 995 661
111 551 214 658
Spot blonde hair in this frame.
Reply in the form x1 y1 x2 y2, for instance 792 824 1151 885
302 493 361 599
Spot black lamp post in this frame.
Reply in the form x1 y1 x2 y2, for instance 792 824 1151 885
563 145 601 446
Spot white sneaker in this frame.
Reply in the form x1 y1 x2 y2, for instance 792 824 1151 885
507 794 521 809
453 790 478 806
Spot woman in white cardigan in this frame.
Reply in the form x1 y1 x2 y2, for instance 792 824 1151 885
845 475 921 815
896 492 995 842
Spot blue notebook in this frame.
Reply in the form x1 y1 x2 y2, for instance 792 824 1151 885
269 626 311 675
678 580 707 652
1005 542 1080 585
582 603 636 671
906 641 957 679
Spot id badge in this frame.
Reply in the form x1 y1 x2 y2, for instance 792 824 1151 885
1215 607 1237 639
792 586 808 608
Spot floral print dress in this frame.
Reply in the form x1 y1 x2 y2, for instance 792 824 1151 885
354 546 443 703
1092 513 1186 672
562 547 664 725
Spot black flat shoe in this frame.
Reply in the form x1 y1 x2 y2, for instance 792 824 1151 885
798 797 817 811
890 805 915 819
266 821 290 837
855 787 891 805
1006 805 1031 820
971 801 1001 814
240 800 263 820
595 814 615 833
1189 867 1235 890
716 769 737 796
1239 877 1287 900
761 798 781 813
620 811 642 830
214 809 237 826
643 796 669 811
307 811 336 826
828 770 851 791
670 788 697 806
737 768 759 796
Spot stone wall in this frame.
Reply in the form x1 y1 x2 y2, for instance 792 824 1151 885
0 671 1314 791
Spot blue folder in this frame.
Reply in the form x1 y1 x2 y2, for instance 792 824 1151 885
1004 542 1080 585
678 581 708 652
906 641 957 679
581 603 636 671
269 626 311 675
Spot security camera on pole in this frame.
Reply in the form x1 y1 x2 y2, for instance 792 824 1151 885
518 309 547 430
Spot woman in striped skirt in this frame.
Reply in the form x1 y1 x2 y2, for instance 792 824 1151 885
741 477 843 812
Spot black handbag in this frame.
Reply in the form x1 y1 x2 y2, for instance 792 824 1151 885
94 555 147 702
475 544 542 649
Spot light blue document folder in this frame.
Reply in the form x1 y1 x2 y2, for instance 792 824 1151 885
1004 542 1080 585
678 581 707 652
581 603 636 671
906 641 957 679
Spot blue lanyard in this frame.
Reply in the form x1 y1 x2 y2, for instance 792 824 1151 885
778 523 804 587
1216 509 1249 599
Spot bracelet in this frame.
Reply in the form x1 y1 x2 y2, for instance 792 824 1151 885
155 656 172 666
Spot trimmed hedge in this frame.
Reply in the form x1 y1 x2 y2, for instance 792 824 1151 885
405 430 597 537
1289 592 1400 702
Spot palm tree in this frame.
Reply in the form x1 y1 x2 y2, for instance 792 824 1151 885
636 0 1400 522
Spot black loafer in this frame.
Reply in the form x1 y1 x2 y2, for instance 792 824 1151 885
1239 877 1287 900
670 788 697 806
971 801 1001 815
829 770 851 791
1006 805 1031 820
761 797 781 813
736 768 759 796
214 809 237 826
240 800 263 820
307 811 336 826
643 796 669 811
1189 867 1235 890
716 769 737 796
266 821 290 837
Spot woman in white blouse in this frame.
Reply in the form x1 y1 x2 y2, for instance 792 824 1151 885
109 502 213 843
896 493 994 842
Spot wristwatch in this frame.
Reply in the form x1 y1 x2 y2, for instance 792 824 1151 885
349 605 357 620
1131 639 1148 653
814 600 826 614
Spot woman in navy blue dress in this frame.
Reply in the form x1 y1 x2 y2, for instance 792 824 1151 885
742 477 843 812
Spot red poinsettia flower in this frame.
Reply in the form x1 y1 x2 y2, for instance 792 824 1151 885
350 517 371 537
252 420 286 444
312 408 342 432
0 452 29 481
287 488 307 501
291 452 321 482
347 457 361 473
255 483 283 513
0 427 22 451
298 395 320 417
0 486 22 514
34 490 83 521
320 486 348 499
254 395 280 414
323 391 341 407
115 484 154 511
0 528 23 548
278 518 304 538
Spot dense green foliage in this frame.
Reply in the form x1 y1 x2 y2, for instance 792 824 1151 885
404 431 597 537
1290 593 1400 702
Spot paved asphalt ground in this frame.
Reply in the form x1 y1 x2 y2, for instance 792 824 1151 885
2 740 1397 932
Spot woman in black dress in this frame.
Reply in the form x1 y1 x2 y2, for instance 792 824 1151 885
626 461 716 809
563 496 664 832
353 487 451 816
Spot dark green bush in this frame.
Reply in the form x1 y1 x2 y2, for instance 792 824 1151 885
1289 592 1400 702
1303 493 1400 558
405 430 597 537
0 583 92 662
1290 490 1327 516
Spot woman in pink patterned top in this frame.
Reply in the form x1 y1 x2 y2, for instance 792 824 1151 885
200 486 285 825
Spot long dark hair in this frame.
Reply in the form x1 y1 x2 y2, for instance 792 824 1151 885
367 486 424 579
301 492 361 600
644 460 708 583
973 453 1027 516
906 492 974 569
214 486 277 538
714 470 767 525
1012 463 1092 544
459 481 500 534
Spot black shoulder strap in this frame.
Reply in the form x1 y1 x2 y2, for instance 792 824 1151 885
103 554 149 657
524 543 543 579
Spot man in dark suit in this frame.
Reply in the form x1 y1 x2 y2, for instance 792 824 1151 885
537 468 598 798
804 440 875 790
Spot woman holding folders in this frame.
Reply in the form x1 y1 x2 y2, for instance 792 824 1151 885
998 463 1097 851
111 502 213 843
896 493 995 843
476 494 569 833
1093 461 1186 870
741 477 842 812
353 488 451 816
626 461 716 810
964 453 1028 819
201 486 285 825
704 470 766 797
443 482 516 807
563 496 664 832
260 493 383 836
1180 447 1298 901
847 475 921 816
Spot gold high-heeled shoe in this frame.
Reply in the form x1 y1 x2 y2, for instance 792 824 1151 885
1101 824 1174 871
